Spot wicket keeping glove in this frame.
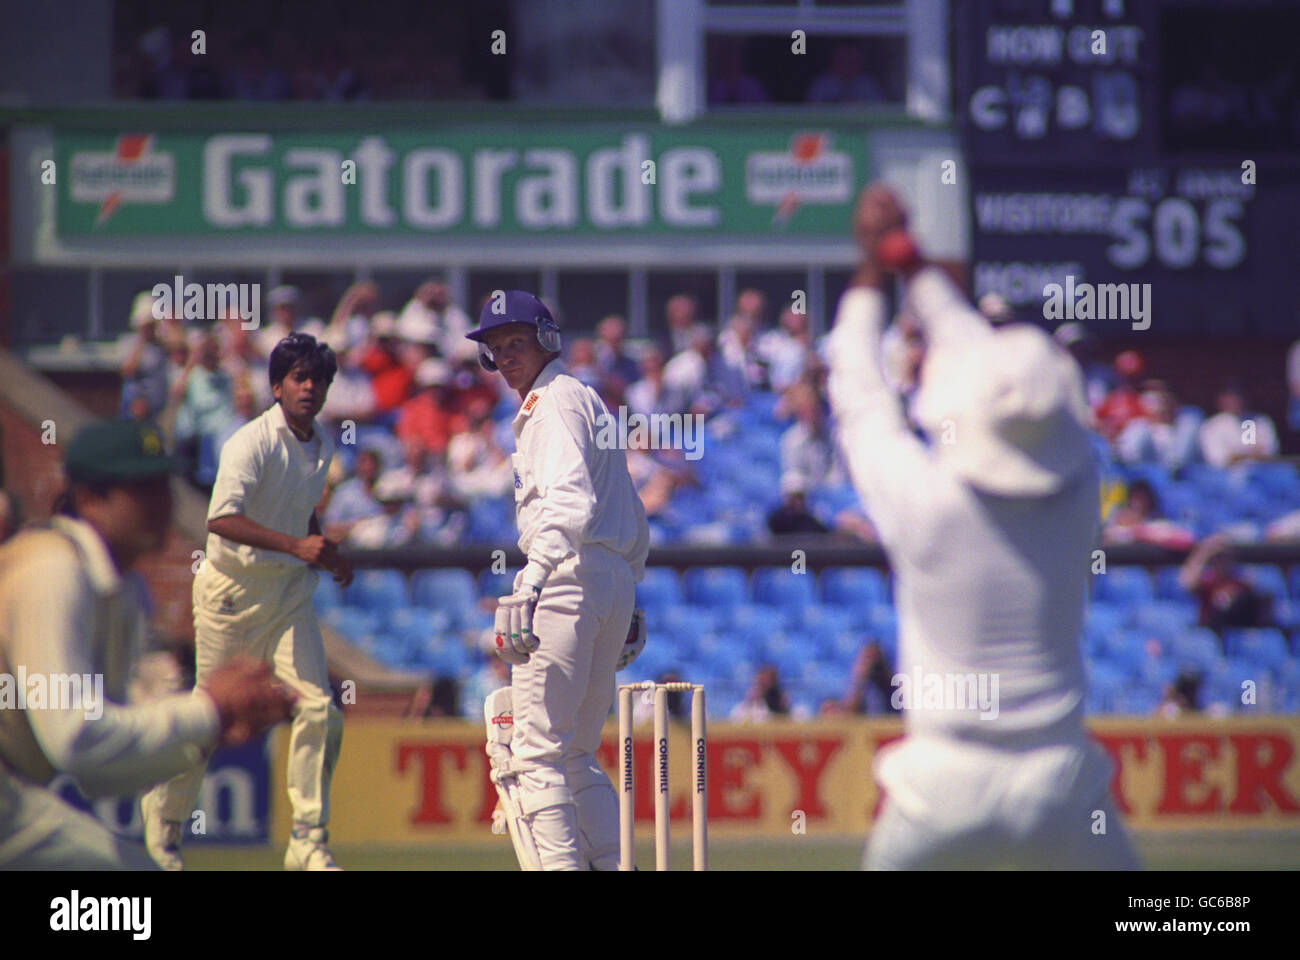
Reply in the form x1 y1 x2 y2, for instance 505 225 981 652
493 562 548 664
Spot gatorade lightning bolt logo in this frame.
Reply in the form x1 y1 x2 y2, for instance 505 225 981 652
97 135 154 225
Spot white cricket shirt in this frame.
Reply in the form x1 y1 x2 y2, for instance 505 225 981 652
827 269 1096 746
0 517 218 794
511 359 650 581
205 402 335 578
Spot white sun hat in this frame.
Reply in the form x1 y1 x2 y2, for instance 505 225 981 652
914 323 1094 498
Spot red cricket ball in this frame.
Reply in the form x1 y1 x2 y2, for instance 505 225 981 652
875 229 920 271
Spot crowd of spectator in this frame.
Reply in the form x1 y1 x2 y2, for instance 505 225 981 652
111 271 1300 720
120 24 488 102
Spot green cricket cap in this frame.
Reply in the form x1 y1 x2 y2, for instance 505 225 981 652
65 420 184 484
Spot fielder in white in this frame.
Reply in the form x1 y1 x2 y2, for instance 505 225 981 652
142 333 353 871
0 420 292 869
828 185 1139 869
468 291 650 871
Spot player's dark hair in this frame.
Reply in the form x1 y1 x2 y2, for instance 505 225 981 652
53 481 112 518
269 333 337 391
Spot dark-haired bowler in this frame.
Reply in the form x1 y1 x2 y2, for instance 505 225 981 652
142 335 353 871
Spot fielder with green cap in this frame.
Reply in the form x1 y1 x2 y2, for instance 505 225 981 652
0 419 294 869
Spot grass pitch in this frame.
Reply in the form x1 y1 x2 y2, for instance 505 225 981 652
184 832 1300 870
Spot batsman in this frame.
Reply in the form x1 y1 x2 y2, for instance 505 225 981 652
470 291 649 871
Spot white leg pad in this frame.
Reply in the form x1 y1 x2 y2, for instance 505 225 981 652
566 755 620 871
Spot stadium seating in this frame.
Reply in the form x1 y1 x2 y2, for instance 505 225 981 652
312 557 1300 717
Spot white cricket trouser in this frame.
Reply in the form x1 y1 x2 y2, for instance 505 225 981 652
144 563 342 831
0 772 156 870
511 544 635 871
864 733 1140 870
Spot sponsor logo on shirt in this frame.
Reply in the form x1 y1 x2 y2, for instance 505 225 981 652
513 469 522 489
522 391 541 414
219 594 236 614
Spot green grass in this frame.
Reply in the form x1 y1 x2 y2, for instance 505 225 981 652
183 832 1300 871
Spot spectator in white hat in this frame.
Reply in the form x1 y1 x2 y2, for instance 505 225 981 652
397 277 473 362
118 292 170 421
255 285 308 360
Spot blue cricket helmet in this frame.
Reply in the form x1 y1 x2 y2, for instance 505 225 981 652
465 290 562 371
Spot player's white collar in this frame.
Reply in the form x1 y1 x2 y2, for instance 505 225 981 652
514 358 565 427
50 515 123 596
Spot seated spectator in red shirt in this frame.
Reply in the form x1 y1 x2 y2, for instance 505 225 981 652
396 358 467 456
1095 349 1148 440
360 312 415 413
1103 480 1195 550
1178 533 1273 633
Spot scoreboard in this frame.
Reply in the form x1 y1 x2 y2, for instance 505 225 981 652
952 0 1300 335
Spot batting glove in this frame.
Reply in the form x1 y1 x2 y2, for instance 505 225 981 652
493 562 548 664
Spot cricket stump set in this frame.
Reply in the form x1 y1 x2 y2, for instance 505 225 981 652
617 681 707 871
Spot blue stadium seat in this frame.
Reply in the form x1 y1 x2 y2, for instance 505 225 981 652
800 604 854 642
1138 656 1180 689
322 607 381 640
352 569 408 615
388 606 452 638
1242 565 1288 601
1154 567 1189 602
636 567 683 612
1085 662 1129 713
1098 631 1148 676
752 566 817 615
1085 601 1127 640
821 567 888 608
799 660 847 705
726 602 791 640
1223 628 1290 673
1166 627 1223 671
1132 601 1195 639
313 576 342 611
1204 658 1260 711
413 638 473 677
660 605 717 657
758 633 815 678
1093 567 1154 604
1248 462 1300 498
411 569 478 627
1290 568 1300 603
683 566 749 612
1183 464 1230 497
477 567 519 602
1110 684 1161 715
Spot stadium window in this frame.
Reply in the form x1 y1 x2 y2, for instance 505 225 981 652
647 270 721 340
100 269 181 340
707 32 905 106
279 270 361 326
10 269 93 346
371 270 443 314
730 270 808 328
555 272 630 334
